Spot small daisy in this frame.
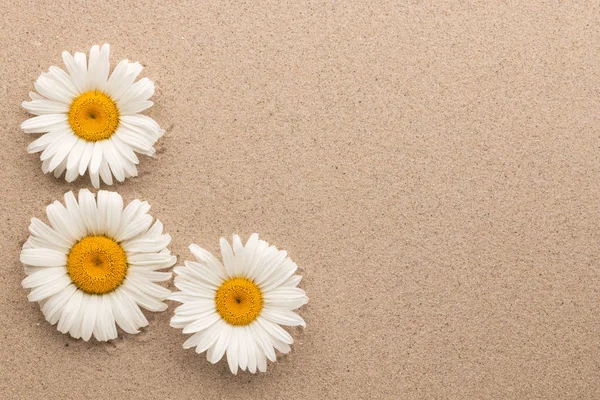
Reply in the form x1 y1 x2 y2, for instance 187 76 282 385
170 234 308 374
20 189 176 341
21 44 165 188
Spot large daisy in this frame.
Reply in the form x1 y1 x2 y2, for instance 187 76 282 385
21 44 164 188
170 234 308 374
20 189 176 341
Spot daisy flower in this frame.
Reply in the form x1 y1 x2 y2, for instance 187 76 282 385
170 234 308 374
20 189 176 341
21 44 164 188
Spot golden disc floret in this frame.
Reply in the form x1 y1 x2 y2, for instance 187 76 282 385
67 235 127 294
68 90 119 141
215 277 263 326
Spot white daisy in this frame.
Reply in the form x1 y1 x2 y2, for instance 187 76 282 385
20 189 176 341
169 234 308 374
21 44 165 188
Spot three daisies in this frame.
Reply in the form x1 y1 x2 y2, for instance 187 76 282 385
19 44 307 374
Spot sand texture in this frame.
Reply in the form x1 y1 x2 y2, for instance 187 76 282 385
1 1 600 399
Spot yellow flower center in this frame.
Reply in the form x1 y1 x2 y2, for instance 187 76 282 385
68 91 119 141
215 278 263 326
67 236 128 295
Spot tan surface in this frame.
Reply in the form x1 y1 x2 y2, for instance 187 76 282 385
1 1 599 399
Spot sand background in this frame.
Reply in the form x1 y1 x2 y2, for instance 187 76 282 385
1 1 600 399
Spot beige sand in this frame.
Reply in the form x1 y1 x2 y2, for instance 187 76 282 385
1 1 600 399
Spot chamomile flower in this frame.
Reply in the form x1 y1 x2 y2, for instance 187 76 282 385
21 44 165 188
170 234 308 374
20 190 176 341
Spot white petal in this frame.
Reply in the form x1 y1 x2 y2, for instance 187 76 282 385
256 346 267 372
48 66 78 96
46 200 79 242
110 62 143 101
127 253 176 269
263 288 308 310
111 134 139 164
22 267 67 288
227 328 239 374
109 291 139 334
254 250 288 287
245 329 257 373
66 138 85 171
99 159 113 185
123 234 172 254
270 337 291 354
89 141 103 174
112 62 143 101
62 51 86 92
97 190 123 238
237 327 248 372
29 91 45 100
181 312 220 334
93 295 117 341
22 99 69 115
118 100 153 115
117 77 155 106
102 139 125 182
173 279 215 299
20 248 67 267
34 74 74 103
249 321 277 362
68 292 89 339
231 234 244 276
259 260 298 293
114 214 152 242
126 276 171 300
115 288 148 330
28 217 73 251
257 317 293 345
78 141 94 175
41 284 77 325
114 127 156 156
57 289 83 334
48 133 78 172
86 44 110 90
219 238 236 278
52 157 68 178
120 282 167 312
105 59 130 97
78 189 99 235
90 170 100 189
63 191 87 238
39 129 73 161
81 294 99 341
120 115 163 138
21 114 68 133
189 244 228 280
173 263 220 289
209 323 231 364
246 241 273 282
127 269 172 282
27 130 67 154
282 275 303 288
261 308 306 327
172 300 215 316
192 319 225 354
240 233 259 276
115 200 142 237
27 275 71 302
